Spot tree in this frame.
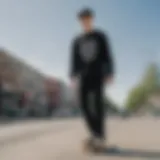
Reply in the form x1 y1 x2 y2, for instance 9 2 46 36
125 63 159 111
125 85 148 110
141 63 159 93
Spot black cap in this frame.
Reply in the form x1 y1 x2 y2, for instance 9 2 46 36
78 8 94 19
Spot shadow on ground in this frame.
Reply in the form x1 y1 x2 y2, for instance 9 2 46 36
100 146 160 159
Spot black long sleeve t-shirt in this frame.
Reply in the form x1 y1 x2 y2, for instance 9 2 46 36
70 30 114 81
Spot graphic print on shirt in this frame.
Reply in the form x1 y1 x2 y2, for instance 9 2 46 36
79 39 98 63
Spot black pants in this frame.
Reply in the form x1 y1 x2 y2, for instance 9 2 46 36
79 78 105 139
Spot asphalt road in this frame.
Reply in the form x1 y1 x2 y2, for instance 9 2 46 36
0 117 160 160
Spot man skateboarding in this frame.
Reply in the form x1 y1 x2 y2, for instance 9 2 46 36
70 8 114 151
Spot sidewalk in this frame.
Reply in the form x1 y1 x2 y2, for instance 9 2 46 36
1 118 160 160
0 118 76 146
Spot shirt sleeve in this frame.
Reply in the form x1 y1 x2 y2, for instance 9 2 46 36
69 38 80 78
101 33 114 77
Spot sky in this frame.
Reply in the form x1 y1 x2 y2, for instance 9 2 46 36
0 0 160 106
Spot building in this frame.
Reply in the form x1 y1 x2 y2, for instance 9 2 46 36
0 49 20 90
0 48 45 93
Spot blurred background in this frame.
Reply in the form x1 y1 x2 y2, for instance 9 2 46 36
0 0 160 160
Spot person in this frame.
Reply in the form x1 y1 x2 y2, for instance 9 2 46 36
69 8 114 151
18 92 25 109
47 90 58 116
0 79 3 115
46 78 59 117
